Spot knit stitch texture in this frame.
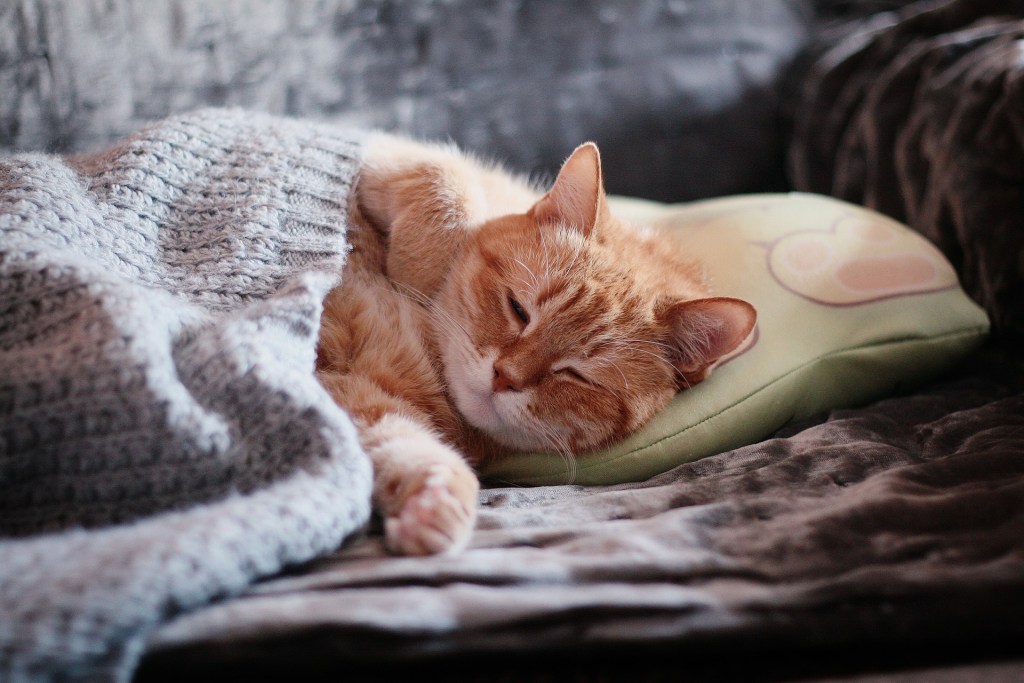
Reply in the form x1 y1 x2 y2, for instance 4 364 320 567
0 109 372 682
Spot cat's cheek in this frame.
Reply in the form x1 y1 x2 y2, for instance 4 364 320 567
454 382 501 431
487 392 555 452
546 387 624 452
442 343 502 431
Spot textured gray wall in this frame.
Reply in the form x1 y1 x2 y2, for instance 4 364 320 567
1 0 816 201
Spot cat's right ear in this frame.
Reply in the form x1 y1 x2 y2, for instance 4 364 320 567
660 296 757 388
529 142 607 237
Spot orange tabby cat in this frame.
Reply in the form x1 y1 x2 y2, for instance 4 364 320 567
316 134 756 556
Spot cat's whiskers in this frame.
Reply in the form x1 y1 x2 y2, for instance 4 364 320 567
537 227 587 283
616 338 677 353
392 280 472 342
538 227 554 286
420 303 470 347
512 274 537 295
504 397 576 483
534 420 577 484
390 279 431 307
512 258 540 290
607 338 697 388
600 341 674 370
587 355 630 391
562 238 584 276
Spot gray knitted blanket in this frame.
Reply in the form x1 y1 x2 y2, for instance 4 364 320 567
0 110 372 682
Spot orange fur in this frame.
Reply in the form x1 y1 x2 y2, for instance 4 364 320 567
317 134 756 555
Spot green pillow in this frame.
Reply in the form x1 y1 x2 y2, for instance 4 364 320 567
480 193 990 486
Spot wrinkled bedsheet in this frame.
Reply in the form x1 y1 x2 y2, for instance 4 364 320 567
136 347 1024 680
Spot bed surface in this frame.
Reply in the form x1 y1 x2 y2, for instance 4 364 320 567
136 346 1024 681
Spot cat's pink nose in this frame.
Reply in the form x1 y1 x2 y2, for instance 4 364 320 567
492 361 522 392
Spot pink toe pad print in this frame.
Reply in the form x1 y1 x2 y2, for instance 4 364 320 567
763 213 958 307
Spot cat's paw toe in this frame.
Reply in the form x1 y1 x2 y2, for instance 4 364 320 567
384 464 478 556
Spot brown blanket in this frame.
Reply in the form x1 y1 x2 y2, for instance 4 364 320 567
789 0 1024 340
136 346 1024 680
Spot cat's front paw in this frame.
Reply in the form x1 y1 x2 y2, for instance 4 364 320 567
384 462 479 556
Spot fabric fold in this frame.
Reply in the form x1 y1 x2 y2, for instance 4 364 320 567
0 109 372 682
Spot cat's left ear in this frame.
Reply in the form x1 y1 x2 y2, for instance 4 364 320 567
660 297 757 388
529 142 608 238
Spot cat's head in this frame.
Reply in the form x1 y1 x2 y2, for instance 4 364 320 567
435 143 756 458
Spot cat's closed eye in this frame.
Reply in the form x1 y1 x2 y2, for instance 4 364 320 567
508 294 530 325
554 365 592 385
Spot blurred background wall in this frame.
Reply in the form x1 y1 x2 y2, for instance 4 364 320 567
0 0 891 201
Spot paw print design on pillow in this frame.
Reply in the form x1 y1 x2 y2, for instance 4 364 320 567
764 212 958 306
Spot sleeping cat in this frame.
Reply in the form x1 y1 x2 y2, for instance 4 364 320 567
316 134 756 556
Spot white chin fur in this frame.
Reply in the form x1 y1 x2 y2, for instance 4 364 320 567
442 340 549 452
